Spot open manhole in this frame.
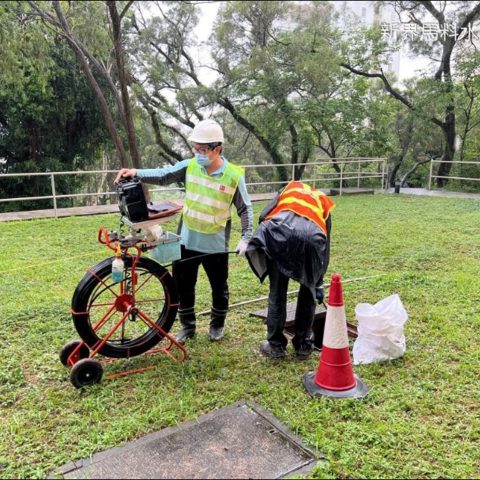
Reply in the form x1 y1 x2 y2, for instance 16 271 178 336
251 301 357 349
53 401 319 479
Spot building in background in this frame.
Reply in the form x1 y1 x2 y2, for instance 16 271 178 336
337 1 403 81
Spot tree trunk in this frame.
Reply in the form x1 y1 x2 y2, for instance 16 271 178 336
437 106 456 187
389 156 403 187
107 1 142 170
400 158 430 186
49 1 130 168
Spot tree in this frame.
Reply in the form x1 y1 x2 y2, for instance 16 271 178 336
341 0 480 187
455 52 480 163
388 100 443 187
27 0 142 170
127 1 201 166
129 1 346 182
0 3 113 210
210 1 340 180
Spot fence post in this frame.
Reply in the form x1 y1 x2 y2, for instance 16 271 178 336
428 159 433 190
382 158 387 191
357 160 361 189
291 164 295 181
50 173 58 218
339 162 344 196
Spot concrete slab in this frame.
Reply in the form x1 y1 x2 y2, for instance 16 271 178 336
0 204 120 222
52 401 319 479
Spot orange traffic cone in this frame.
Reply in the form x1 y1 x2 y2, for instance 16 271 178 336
303 273 369 399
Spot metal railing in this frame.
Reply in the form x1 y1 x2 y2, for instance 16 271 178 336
0 157 387 217
243 158 387 195
428 159 480 189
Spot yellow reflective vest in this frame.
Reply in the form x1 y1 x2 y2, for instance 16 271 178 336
183 158 244 234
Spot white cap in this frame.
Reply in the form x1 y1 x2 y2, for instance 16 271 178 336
188 119 224 143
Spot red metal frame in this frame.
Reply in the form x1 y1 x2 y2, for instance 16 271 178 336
64 226 186 382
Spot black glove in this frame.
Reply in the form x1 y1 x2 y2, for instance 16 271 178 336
315 286 325 305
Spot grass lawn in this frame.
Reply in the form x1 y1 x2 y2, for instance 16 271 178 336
0 193 479 479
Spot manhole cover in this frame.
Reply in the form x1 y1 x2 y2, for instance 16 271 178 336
53 401 318 479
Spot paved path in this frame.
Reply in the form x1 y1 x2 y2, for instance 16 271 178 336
0 193 277 222
381 187 480 200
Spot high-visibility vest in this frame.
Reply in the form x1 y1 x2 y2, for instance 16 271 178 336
183 158 244 234
265 181 334 234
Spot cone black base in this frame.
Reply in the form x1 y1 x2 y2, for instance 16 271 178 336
303 371 369 399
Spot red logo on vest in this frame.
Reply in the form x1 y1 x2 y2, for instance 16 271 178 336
219 185 226 191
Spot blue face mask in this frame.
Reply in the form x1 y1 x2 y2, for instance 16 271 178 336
195 152 211 166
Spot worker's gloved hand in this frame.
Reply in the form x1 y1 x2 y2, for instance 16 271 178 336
235 239 249 256
315 286 325 305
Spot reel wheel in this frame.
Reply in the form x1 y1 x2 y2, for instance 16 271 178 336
59 340 90 366
70 358 103 388
71 256 178 358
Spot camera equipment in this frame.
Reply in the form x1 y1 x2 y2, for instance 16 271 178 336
117 176 149 222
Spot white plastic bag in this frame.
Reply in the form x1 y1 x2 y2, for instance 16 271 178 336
352 294 408 365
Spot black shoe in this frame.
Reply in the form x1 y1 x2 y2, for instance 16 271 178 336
209 326 224 341
259 340 286 359
175 327 195 344
295 345 313 360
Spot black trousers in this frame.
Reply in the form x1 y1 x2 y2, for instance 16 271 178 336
172 246 229 327
266 258 315 351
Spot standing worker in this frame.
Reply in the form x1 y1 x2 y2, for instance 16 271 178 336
114 119 253 343
246 181 334 360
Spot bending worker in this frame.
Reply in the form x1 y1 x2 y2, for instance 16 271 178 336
246 181 334 360
114 119 253 343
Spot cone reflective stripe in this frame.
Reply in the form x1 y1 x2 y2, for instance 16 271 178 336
303 273 369 399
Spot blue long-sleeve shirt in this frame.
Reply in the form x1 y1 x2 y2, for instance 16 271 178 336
137 158 253 254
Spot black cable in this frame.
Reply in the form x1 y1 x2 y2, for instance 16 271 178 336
162 250 239 267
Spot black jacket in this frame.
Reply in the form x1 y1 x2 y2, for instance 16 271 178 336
245 193 331 296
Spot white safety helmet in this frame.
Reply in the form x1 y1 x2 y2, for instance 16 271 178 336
188 119 224 144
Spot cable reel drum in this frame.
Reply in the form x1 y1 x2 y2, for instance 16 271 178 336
61 176 185 388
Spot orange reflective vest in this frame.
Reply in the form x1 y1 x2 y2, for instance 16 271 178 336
265 181 335 234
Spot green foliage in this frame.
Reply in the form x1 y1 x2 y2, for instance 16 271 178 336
1 0 479 197
211 1 345 169
0 3 115 211
1 195 480 478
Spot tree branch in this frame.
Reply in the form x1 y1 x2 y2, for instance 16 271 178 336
120 0 134 20
218 97 287 177
137 95 184 165
456 2 480 38
400 158 430 186
418 1 444 25
341 63 444 127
